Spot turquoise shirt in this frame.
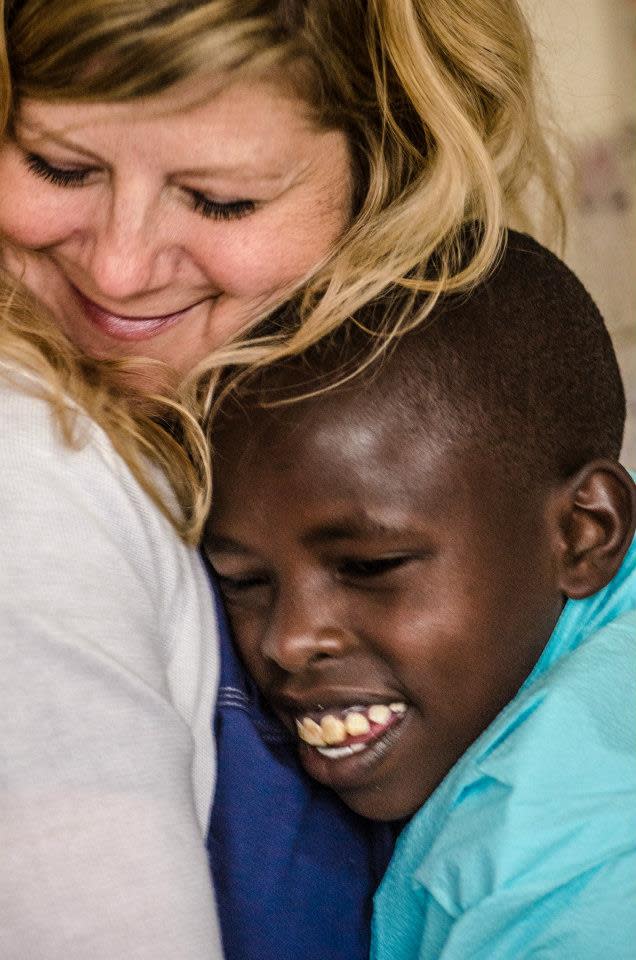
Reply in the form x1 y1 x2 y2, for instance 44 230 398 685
372 533 636 959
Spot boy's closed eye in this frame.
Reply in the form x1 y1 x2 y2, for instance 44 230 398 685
212 568 271 594
336 554 415 584
211 553 417 599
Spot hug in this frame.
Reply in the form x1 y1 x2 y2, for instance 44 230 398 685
1 2 633 959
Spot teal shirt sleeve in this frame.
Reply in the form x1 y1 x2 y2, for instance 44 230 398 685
372 607 636 960
420 852 636 959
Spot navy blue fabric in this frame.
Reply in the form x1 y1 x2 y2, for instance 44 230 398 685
205 570 396 960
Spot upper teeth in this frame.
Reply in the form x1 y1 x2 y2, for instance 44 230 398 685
298 717 324 746
344 712 370 736
321 715 347 745
368 704 392 725
296 701 406 747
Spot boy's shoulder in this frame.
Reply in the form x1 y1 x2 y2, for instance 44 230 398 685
376 549 636 951
374 567 636 959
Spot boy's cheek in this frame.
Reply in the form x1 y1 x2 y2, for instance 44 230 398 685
225 614 264 675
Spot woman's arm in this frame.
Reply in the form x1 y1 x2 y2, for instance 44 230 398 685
0 381 222 960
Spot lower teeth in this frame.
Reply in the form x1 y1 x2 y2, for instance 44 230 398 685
316 742 368 760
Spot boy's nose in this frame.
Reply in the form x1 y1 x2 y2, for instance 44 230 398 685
262 589 353 674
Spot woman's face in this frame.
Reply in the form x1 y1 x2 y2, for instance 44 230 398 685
0 76 351 374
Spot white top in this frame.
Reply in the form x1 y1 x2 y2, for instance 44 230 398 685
0 370 223 959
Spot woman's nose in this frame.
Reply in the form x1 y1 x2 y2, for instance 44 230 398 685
86 183 176 301
262 588 353 675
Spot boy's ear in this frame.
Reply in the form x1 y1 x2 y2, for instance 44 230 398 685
553 460 636 600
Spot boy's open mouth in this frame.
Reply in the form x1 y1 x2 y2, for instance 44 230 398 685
295 701 407 759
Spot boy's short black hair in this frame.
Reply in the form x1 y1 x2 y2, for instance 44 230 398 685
224 231 626 487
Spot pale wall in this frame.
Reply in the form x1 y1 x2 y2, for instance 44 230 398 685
523 0 636 466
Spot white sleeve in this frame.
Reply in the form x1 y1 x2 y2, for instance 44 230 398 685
0 382 223 960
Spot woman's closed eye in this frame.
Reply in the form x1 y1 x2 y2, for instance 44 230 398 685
25 152 256 222
25 152 96 187
188 189 255 222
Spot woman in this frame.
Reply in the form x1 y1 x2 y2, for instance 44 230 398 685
0 1 561 958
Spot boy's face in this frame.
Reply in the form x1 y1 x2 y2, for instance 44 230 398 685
208 395 564 820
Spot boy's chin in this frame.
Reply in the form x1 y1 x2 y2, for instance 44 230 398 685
335 779 429 822
296 714 443 821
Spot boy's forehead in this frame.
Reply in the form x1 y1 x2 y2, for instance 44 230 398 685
214 384 492 513
210 390 547 606
217 383 409 463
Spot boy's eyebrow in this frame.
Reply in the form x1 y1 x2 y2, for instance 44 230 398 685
206 534 254 555
302 515 410 546
207 515 415 554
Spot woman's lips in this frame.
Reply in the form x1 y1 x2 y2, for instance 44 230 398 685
72 287 210 342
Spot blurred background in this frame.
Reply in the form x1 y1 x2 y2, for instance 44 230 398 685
522 0 636 466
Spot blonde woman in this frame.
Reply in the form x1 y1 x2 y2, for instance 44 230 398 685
0 2 561 958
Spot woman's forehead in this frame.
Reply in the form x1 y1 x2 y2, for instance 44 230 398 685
13 78 340 174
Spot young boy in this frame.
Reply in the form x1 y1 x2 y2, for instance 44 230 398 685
206 232 636 959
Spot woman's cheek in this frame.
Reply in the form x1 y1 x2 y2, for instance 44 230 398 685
0 150 81 249
190 143 351 301
197 208 345 299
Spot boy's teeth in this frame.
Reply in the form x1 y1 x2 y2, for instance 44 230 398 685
344 712 370 736
320 715 347 745
368 704 392 725
296 717 326 746
296 701 407 749
317 742 368 759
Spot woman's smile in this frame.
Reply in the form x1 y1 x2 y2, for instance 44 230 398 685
71 284 217 343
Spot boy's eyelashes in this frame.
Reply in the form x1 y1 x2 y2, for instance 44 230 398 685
337 555 414 580
214 571 270 593
212 553 416 594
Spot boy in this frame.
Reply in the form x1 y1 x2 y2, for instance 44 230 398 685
206 232 636 958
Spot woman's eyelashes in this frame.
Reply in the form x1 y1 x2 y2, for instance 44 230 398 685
24 152 256 222
188 189 255 221
25 151 93 187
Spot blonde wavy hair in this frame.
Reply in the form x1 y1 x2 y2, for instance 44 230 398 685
1 0 563 542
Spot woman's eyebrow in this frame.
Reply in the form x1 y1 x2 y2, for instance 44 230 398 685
174 164 288 181
17 120 103 161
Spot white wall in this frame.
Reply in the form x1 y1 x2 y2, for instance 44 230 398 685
523 0 636 465
525 0 633 137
